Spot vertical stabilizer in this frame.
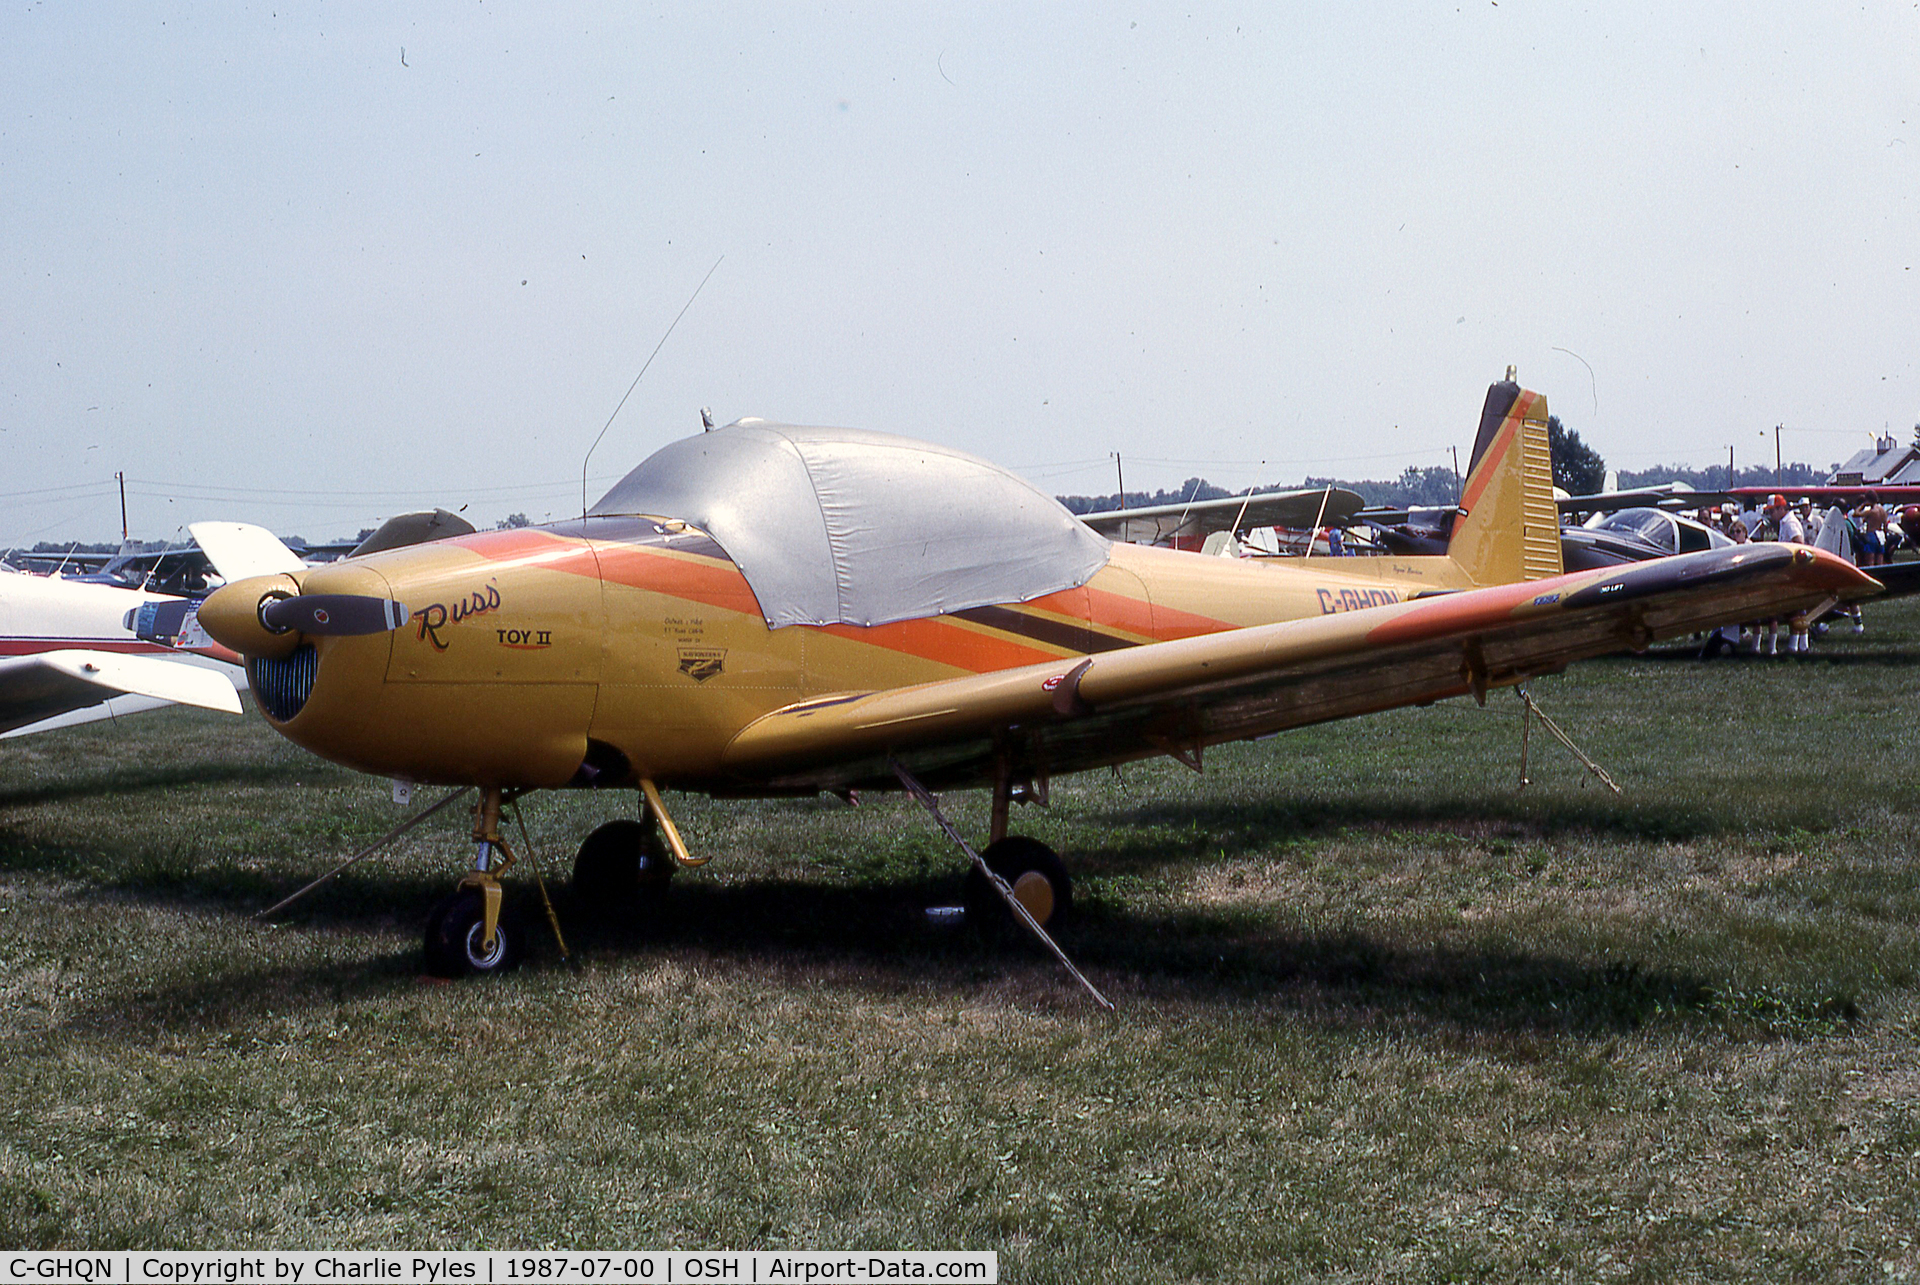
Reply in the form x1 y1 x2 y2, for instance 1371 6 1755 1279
1446 382 1563 586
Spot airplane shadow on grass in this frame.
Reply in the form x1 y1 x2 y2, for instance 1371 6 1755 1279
44 862 1855 1043
1079 793 1729 859
0 759 318 808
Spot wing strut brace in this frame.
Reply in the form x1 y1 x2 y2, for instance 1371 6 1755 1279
254 785 474 920
1516 686 1622 795
890 758 1114 1012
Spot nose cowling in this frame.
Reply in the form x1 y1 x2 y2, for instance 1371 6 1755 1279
198 573 308 660
208 534 609 788
199 571 414 662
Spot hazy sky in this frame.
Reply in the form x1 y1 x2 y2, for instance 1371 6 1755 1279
5 3 1917 544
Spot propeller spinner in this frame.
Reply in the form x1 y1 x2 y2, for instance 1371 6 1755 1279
198 572 410 661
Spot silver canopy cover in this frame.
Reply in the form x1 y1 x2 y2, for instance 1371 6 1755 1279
590 419 1113 629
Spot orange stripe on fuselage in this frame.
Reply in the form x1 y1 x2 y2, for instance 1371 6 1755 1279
1457 391 1538 515
592 543 765 618
820 615 1062 673
449 527 1168 670
447 528 600 575
1082 584 1233 642
451 528 767 619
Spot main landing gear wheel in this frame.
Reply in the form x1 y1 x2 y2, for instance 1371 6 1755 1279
422 888 523 978
965 836 1072 931
572 819 674 917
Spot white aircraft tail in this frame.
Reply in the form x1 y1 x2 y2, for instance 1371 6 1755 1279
189 522 306 581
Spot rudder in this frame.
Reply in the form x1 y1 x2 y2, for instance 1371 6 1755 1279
1445 381 1562 586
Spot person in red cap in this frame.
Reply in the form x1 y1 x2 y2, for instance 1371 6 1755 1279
1756 494 1810 654
1756 493 1803 542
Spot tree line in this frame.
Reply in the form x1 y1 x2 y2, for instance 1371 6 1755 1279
1062 418 1839 514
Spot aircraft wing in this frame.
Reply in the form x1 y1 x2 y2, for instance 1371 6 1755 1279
1557 486 1735 516
0 649 243 737
721 543 1875 793
1080 487 1367 545
1864 562 1920 598
9 551 116 573
188 522 307 580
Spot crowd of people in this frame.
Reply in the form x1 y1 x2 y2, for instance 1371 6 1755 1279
1698 493 1911 656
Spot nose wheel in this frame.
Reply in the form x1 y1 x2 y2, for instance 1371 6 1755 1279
423 888 523 976
421 787 530 978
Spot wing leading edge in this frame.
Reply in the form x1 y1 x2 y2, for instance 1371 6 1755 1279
0 650 243 737
721 543 1876 793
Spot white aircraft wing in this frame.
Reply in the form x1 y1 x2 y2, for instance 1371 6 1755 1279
0 649 243 737
188 521 307 580
1080 487 1367 545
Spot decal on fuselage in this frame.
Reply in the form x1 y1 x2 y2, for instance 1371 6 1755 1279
496 627 552 650
414 580 502 651
677 647 726 682
1316 586 1402 615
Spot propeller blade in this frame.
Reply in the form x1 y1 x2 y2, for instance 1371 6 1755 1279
260 594 410 636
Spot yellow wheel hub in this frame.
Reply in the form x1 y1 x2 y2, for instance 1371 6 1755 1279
1011 870 1055 925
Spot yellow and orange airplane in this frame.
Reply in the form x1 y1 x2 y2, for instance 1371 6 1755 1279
197 380 1876 978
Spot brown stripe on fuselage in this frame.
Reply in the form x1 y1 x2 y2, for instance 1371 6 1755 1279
445 519 1187 672
950 604 1138 654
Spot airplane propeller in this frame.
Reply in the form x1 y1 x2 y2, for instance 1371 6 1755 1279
260 594 410 636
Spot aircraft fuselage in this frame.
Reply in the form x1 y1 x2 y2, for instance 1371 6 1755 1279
213 517 1478 791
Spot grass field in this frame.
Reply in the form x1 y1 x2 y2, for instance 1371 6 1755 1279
5 594 1920 1281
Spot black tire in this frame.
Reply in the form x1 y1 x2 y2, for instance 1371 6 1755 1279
965 836 1072 931
422 889 523 978
572 819 674 917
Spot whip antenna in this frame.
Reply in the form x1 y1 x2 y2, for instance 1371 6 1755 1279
581 255 723 517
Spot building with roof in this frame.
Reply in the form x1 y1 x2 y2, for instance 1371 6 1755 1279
1831 431 1920 486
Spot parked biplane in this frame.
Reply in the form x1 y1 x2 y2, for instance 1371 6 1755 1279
196 380 1877 978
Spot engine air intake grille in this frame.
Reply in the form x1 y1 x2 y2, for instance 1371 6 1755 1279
250 645 317 723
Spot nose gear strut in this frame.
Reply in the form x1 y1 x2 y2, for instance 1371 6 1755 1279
421 787 574 977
